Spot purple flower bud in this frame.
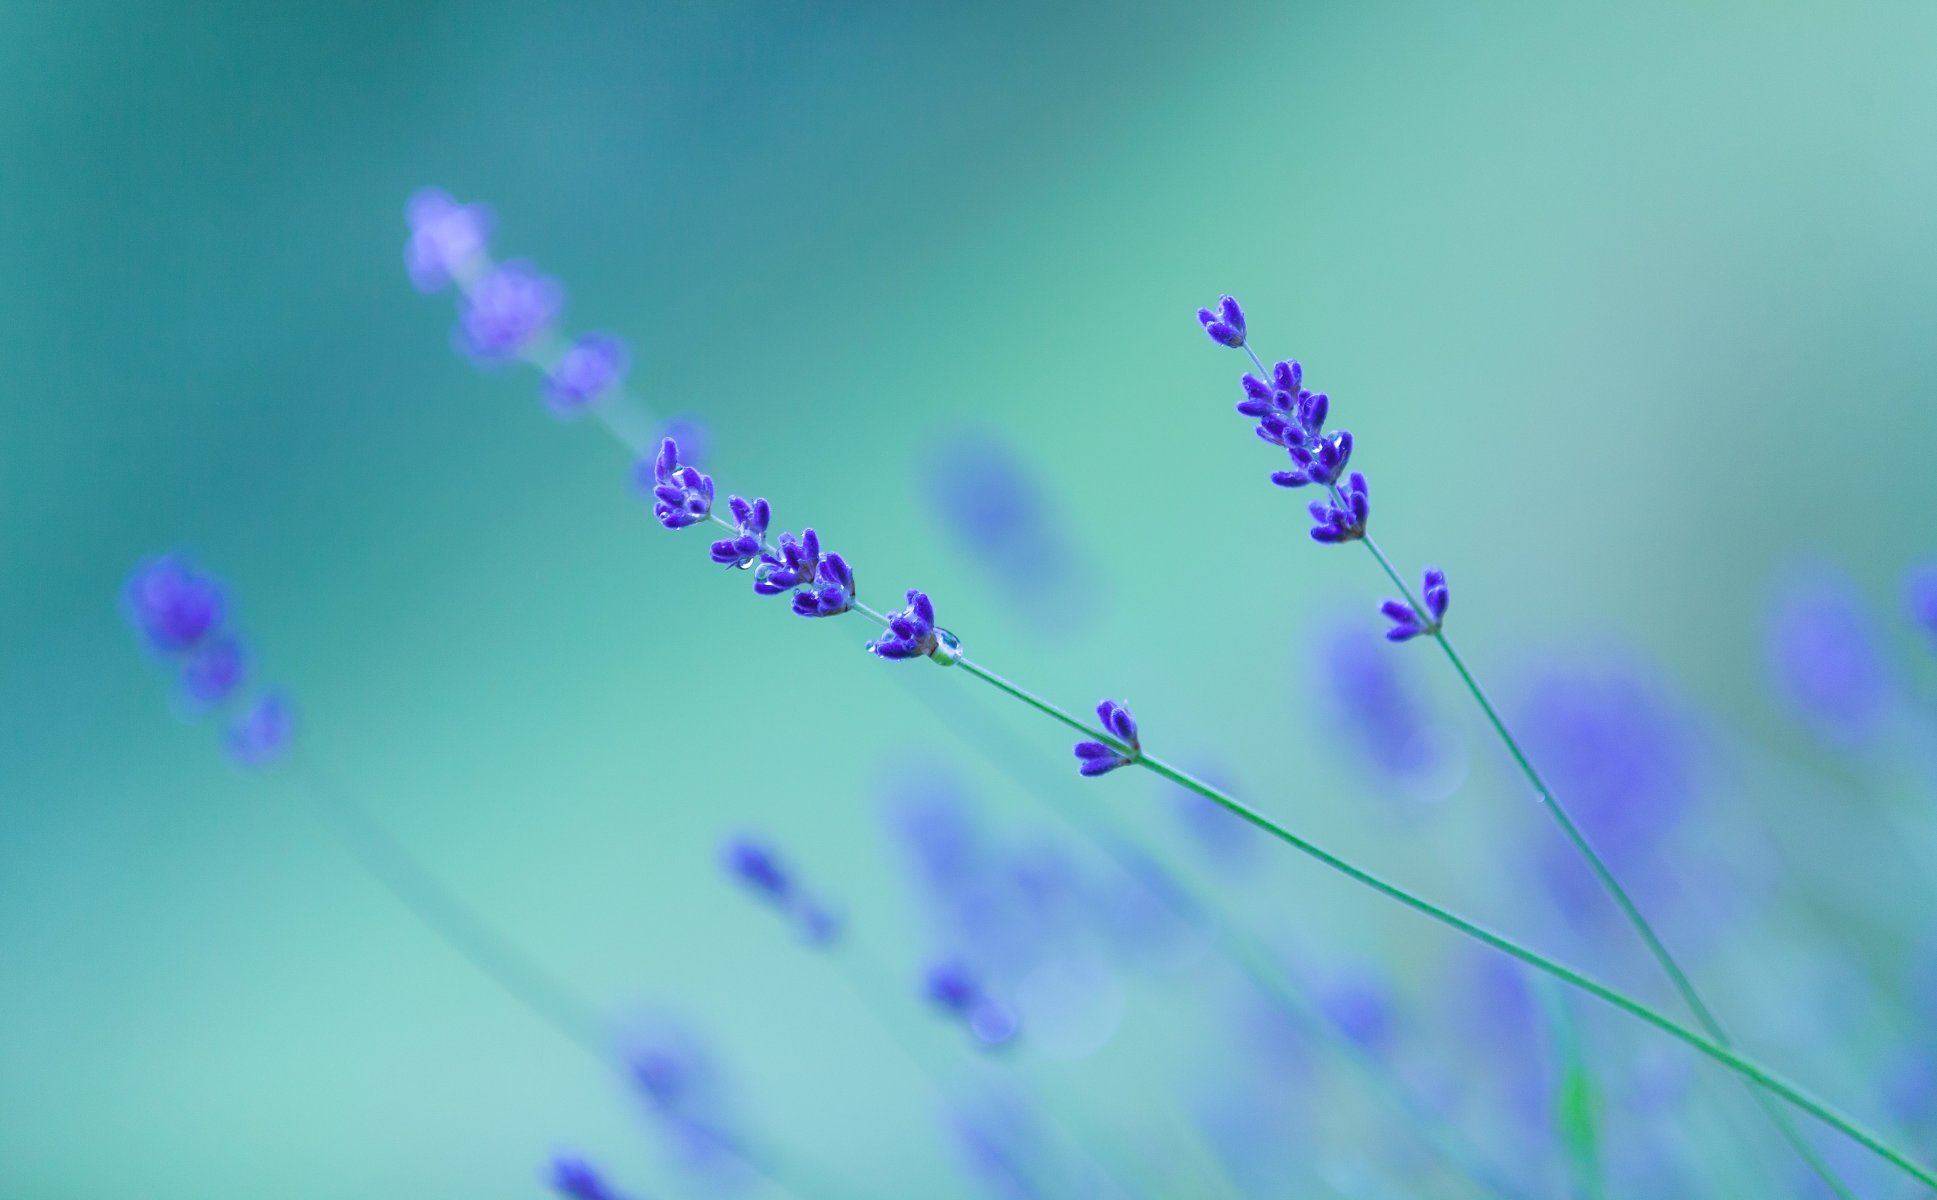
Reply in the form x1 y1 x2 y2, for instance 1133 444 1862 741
225 693 294 768
1422 568 1450 623
722 837 792 902
1073 700 1141 777
547 1155 628 1200
124 555 225 653
455 262 562 361
1196 294 1247 347
925 960 983 1015
1308 474 1370 544
791 552 854 618
1767 570 1889 744
543 333 629 417
181 636 246 705
404 187 491 293
639 438 714 529
1380 600 1424 642
1381 569 1449 643
868 589 943 660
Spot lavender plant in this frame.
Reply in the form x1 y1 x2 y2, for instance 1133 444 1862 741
1195 295 1861 1196
404 192 1937 1190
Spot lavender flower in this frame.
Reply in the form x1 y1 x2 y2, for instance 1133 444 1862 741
720 834 841 945
1767 570 1889 744
868 589 960 663
404 187 491 293
544 333 629 417
641 437 714 529
1307 473 1369 544
625 1027 747 1173
1908 562 1937 642
181 636 246 706
547 1155 629 1200
1381 568 1449 642
709 496 771 568
1196 295 1246 348
924 959 1018 1046
225 693 295 768
753 528 820 595
124 555 224 652
790 553 855 618
1072 700 1140 777
921 430 1090 632
1315 969 1395 1051
455 261 561 362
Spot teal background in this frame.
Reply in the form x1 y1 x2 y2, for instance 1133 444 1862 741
5 1 1937 1196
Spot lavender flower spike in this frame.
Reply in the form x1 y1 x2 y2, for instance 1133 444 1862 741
710 496 771 568
642 437 714 529
455 261 562 362
1073 699 1141 777
791 553 855 618
124 554 225 652
1381 568 1449 642
404 187 491 293
547 1154 630 1200
867 589 961 664
1308 473 1370 544
1197 295 1246 348
544 333 629 418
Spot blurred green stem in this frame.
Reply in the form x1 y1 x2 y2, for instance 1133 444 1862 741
947 656 1934 1192
1363 534 1853 1198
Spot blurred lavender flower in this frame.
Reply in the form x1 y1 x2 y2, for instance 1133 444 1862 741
1308 474 1370 544
1381 569 1448 642
544 333 629 417
642 437 714 530
1072 700 1140 777
547 1154 631 1200
924 958 1018 1047
625 1025 748 1176
709 497 771 569
656 416 711 467
1315 968 1396 1052
1167 760 1260 869
124 555 224 652
404 187 491 293
181 636 246 706
1196 295 1246 347
455 261 562 362
947 1087 1052 1200
920 429 1092 633
1767 569 1890 745
1312 618 1459 793
225 693 295 768
1907 562 1937 643
720 835 840 946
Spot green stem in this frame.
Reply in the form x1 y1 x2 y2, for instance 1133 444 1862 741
1359 537 1853 1197
948 658 1935 1192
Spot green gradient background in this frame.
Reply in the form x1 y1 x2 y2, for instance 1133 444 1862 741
4 1 1936 1196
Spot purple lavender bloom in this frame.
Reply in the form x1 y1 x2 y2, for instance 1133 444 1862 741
1072 700 1140 777
1907 562 1937 642
641 437 714 529
753 528 819 595
1307 473 1369 544
1316 970 1395 1051
1381 568 1448 642
924 959 1018 1046
225 693 294 768
547 1155 628 1200
543 333 629 417
921 430 1089 632
1314 618 1453 788
124 555 224 653
454 261 561 361
790 553 854 618
1767 570 1889 744
868 589 941 659
625 1028 747 1173
180 636 246 705
404 187 491 293
722 837 792 902
709 496 771 568
1196 295 1246 348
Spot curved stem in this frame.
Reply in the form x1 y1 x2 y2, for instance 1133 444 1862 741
947 658 1935 1192
1359 538 1852 1197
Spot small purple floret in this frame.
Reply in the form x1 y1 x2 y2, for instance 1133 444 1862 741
709 496 771 568
225 693 294 768
1308 474 1370 544
642 437 714 529
868 589 940 659
124 555 225 653
404 187 492 293
544 333 629 416
1381 568 1449 642
1196 295 1246 348
722 837 793 902
548 1155 625 1200
791 553 855 618
754 528 819 595
455 261 562 361
1073 699 1141 777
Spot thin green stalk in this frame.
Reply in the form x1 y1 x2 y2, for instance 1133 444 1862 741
947 657 1937 1192
1360 535 1853 1198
